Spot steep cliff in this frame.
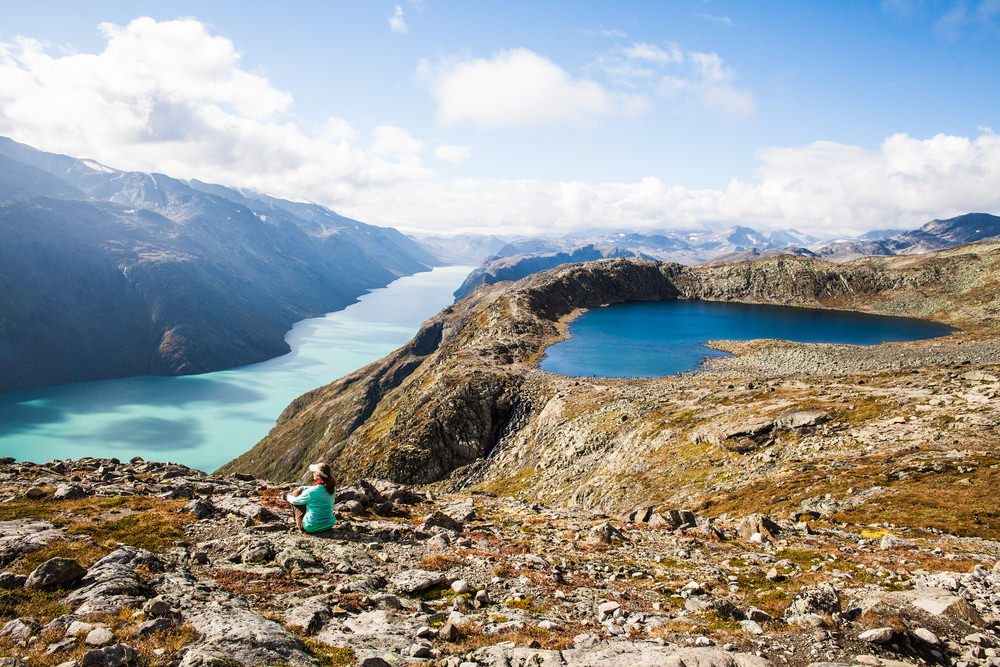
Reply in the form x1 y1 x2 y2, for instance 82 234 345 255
0 138 436 392
222 244 1000 503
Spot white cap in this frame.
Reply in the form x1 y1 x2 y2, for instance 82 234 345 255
308 463 328 478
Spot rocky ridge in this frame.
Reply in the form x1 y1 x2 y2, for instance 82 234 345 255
223 243 1000 515
5 457 1000 667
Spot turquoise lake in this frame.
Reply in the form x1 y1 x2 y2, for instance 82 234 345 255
540 299 956 378
0 265 471 473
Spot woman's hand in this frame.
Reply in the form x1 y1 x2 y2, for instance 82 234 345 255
289 487 303 497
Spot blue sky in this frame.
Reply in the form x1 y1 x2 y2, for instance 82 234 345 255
1 1 998 236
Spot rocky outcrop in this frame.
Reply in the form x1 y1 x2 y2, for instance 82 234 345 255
224 243 1000 494
4 456 1000 666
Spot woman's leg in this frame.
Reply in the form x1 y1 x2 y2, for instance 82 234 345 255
291 504 305 531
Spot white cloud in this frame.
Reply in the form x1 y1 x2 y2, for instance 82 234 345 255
598 42 754 117
0 17 430 205
697 13 734 26
434 144 471 165
351 131 1000 238
389 5 408 34
417 48 645 129
0 18 996 240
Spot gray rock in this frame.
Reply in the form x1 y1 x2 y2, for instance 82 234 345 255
283 597 331 635
183 601 316 666
1 618 39 644
774 410 829 430
25 486 46 499
443 503 476 523
737 514 781 542
439 622 459 642
0 519 65 567
136 618 176 635
421 510 463 532
25 557 87 590
785 583 841 617
913 627 940 645
879 534 913 549
0 572 27 589
80 644 137 667
141 598 173 618
390 569 446 594
85 627 115 646
181 498 215 519
276 547 323 573
53 483 86 500
66 548 156 614
0 660 29 667
451 579 470 594
858 627 894 643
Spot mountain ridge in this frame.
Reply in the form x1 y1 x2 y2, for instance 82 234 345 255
0 137 437 393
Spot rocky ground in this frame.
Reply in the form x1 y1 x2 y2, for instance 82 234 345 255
4 458 1000 667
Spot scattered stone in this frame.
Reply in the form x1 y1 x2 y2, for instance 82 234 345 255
79 644 137 667
24 487 46 499
859 627 895 644
421 510 463 532
451 579 470 594
53 483 86 500
1 618 39 644
390 569 447 594
439 622 459 642
0 572 27 589
24 557 87 591
136 618 176 635
737 514 781 542
85 627 115 646
880 534 913 549
913 627 940 645
785 583 841 617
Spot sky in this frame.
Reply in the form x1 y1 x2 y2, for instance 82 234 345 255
0 1 998 238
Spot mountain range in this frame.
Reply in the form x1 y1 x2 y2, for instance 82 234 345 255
453 215 1000 299
0 137 437 393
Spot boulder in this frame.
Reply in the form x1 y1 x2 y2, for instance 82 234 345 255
390 569 447 594
0 519 65 568
181 498 216 519
53 483 87 501
24 557 87 591
136 618 176 635
879 534 913 550
589 522 624 544
421 510 463 533
183 601 316 666
0 572 27 589
737 514 781 542
1 618 39 644
85 627 115 646
858 627 894 644
785 583 841 617
283 597 331 635
276 547 323 573
66 548 156 614
79 644 137 667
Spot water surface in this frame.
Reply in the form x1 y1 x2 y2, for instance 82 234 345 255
541 299 955 378
0 266 471 471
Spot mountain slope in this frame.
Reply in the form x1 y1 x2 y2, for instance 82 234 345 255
222 241 1000 489
0 138 437 393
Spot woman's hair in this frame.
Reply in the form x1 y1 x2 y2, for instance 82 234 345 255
315 462 335 494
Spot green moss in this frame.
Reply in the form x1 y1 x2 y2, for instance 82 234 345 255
303 639 355 667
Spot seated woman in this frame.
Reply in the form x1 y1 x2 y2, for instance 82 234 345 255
286 462 336 533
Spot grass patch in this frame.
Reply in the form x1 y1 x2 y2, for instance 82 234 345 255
0 496 196 552
505 597 543 614
303 639 356 667
419 553 467 571
0 587 74 623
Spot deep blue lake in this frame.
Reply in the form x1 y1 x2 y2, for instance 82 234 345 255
540 299 955 378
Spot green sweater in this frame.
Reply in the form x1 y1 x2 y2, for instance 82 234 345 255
287 484 336 532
